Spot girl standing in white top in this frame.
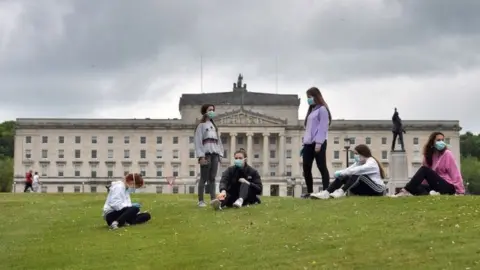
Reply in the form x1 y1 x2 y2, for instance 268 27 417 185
32 172 40 192
311 144 386 199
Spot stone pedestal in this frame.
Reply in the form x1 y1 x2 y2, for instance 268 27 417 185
294 183 303 198
279 184 287 197
388 150 408 195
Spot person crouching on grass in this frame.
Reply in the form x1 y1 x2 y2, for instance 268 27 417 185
211 149 262 210
102 173 151 230
311 144 387 199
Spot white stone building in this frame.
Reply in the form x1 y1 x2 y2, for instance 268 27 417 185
13 76 461 196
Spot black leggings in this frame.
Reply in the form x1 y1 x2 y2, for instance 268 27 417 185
302 142 330 193
105 206 151 227
327 175 385 196
404 166 455 195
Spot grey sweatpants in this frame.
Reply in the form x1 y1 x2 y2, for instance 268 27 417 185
198 154 219 201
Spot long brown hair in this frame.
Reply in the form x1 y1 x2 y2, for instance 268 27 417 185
423 131 446 167
125 173 144 188
354 144 386 179
194 104 218 133
304 87 332 127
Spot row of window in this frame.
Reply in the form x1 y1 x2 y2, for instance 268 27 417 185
26 134 451 146
26 148 407 161
27 135 191 145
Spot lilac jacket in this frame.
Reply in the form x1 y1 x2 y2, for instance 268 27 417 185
303 105 329 147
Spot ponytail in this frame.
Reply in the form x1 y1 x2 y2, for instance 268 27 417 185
371 156 386 179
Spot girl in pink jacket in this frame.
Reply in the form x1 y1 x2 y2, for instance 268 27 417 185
394 131 465 197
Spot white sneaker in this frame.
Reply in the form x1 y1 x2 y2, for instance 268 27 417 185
330 189 346 198
429 190 440 196
391 190 413 198
210 199 222 211
198 201 207 207
310 190 330 200
233 198 243 208
110 221 119 230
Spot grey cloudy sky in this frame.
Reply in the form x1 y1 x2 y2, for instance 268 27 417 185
1 0 479 132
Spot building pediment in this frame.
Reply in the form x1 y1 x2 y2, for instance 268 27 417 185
216 109 287 126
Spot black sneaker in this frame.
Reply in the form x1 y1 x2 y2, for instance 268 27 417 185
301 193 311 199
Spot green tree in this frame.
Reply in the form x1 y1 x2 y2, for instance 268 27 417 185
0 157 13 192
460 132 480 158
461 156 480 194
0 120 15 159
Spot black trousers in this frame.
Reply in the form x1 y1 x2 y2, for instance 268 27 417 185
222 183 261 207
391 132 405 151
105 206 151 227
302 142 330 193
404 166 455 195
24 182 33 192
327 175 385 196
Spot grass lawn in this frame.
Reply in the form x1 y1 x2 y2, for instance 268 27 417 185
1 194 479 270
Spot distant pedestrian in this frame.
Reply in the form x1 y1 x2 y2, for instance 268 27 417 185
24 170 33 192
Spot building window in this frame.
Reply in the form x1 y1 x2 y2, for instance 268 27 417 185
350 137 356 145
58 149 65 159
270 136 276 145
40 164 48 176
75 136 81 144
156 136 162 144
152 149 161 159
107 166 113 178
269 164 277 176
172 165 179 177
57 186 64 193
107 136 113 144
91 170 97 178
286 165 292 177
381 137 387 145
140 136 146 144
221 135 228 144
108 149 114 159
140 166 146 177
156 165 163 177
173 150 179 159
270 150 276 159
90 186 97 193
25 149 31 159
445 138 451 145
382 151 388 160
91 150 97 159
333 151 340 160
91 136 97 144
124 150 130 159
26 136 32 143
224 150 228 158
41 149 48 159
189 149 195 158
189 186 195 194
124 136 130 144
58 136 64 144
349 151 355 159
42 136 48 143
287 186 294 196
253 137 260 144
189 136 194 144
74 186 81 193
173 186 179 194
254 153 260 159
173 137 178 144
74 165 81 177
156 186 163 194
237 137 244 145
365 137 371 145
334 137 340 144
413 137 419 145
286 137 292 144
286 150 292 159
189 165 195 177
140 150 146 159
57 165 64 177
75 149 80 159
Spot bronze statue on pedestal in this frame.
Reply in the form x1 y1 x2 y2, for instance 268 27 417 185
391 108 406 151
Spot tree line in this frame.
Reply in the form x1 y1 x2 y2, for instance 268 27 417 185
0 121 479 193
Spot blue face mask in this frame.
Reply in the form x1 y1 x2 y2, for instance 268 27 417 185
434 141 447 151
354 154 360 163
126 187 136 194
233 159 244 168
206 111 215 119
307 97 315 105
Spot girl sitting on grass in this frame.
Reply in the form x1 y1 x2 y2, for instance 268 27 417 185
310 144 386 199
102 173 151 230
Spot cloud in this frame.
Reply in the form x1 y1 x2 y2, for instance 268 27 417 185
0 0 479 131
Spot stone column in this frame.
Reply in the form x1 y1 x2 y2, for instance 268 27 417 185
246 132 253 160
388 150 408 196
230 133 237 163
278 133 285 176
262 133 269 176
292 135 301 177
